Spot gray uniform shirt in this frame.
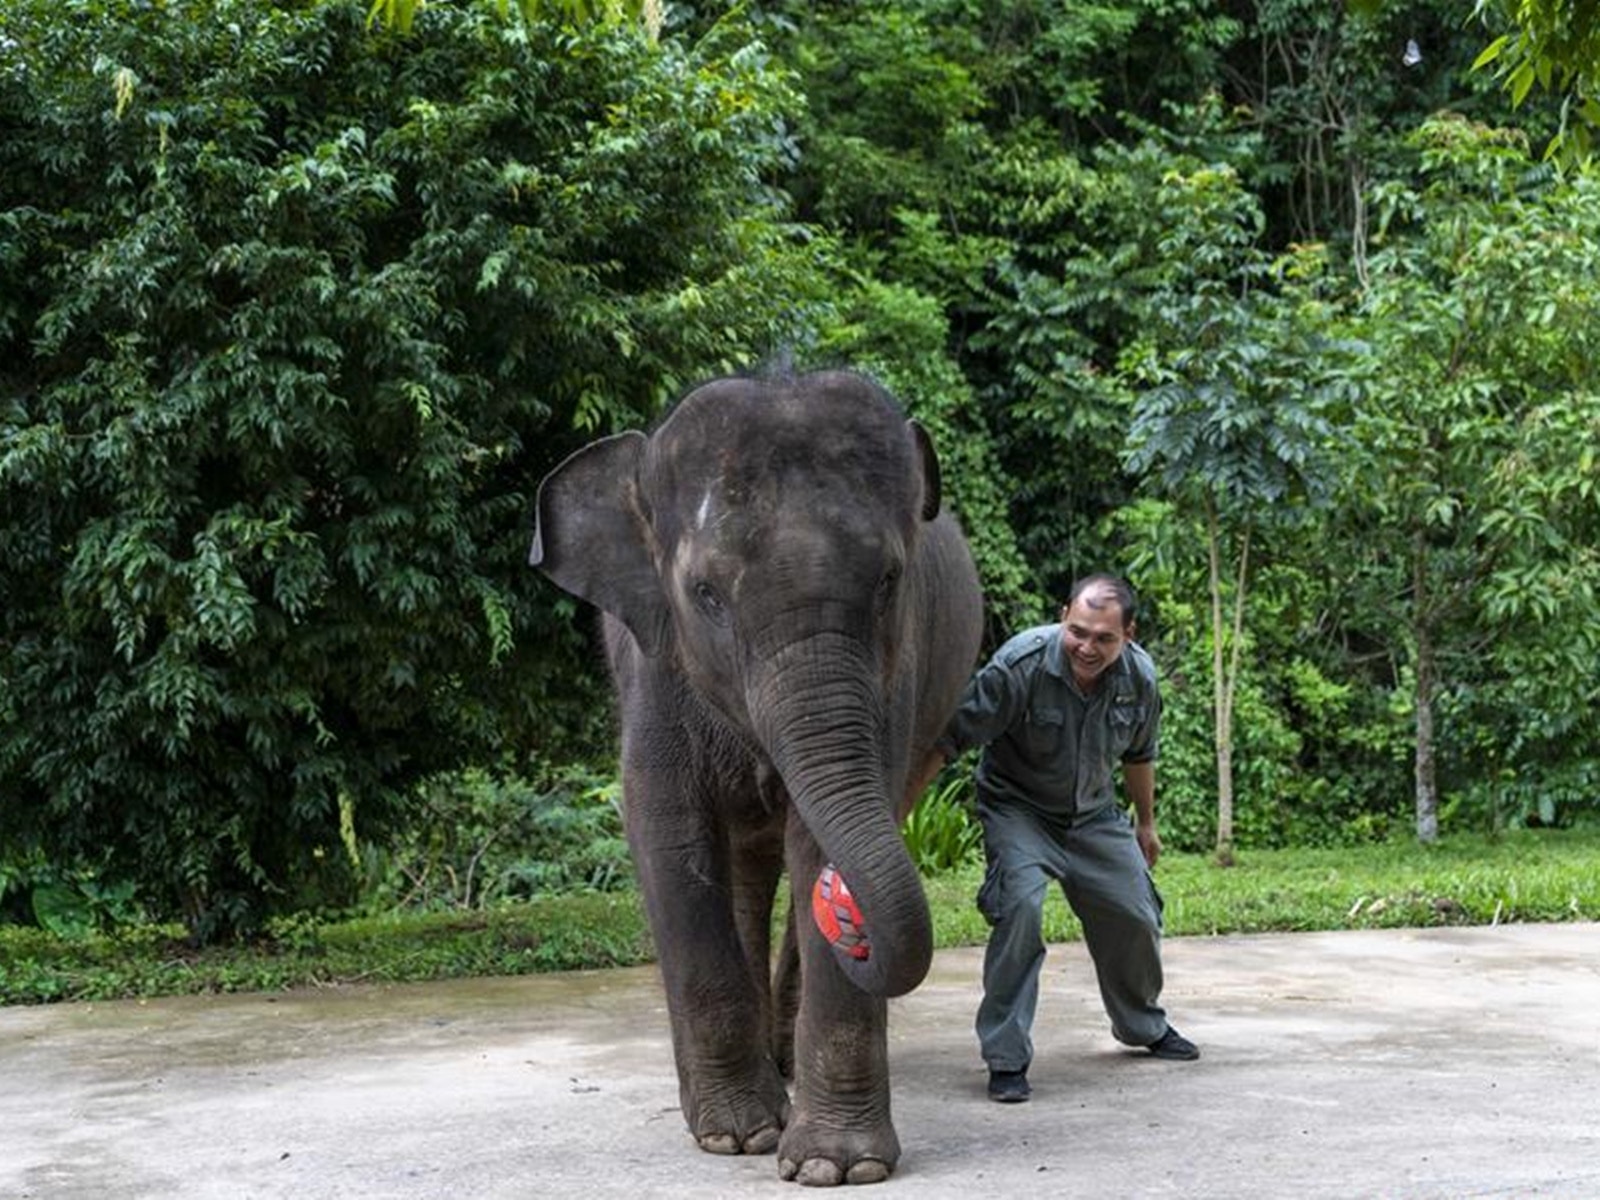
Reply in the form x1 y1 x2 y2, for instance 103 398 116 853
937 623 1161 838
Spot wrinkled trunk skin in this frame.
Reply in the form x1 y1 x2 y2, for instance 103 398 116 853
744 631 925 1185
751 635 931 1000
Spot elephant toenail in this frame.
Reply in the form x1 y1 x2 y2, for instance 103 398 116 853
846 1158 891 1184
796 1158 845 1186
744 1124 782 1155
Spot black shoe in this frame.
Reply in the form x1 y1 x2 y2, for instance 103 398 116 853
1146 1027 1200 1061
987 1069 1031 1103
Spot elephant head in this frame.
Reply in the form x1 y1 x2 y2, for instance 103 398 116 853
530 370 946 998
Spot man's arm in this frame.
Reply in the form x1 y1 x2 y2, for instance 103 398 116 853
1124 759 1161 868
906 638 1036 809
903 671 995 810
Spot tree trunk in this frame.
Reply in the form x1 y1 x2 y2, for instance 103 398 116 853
1206 500 1243 866
1413 532 1440 844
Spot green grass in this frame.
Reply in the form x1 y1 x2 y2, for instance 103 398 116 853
926 828 1600 946
3 830 1597 1006
0 893 652 1006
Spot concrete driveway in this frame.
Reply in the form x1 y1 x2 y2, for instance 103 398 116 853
3 923 1598 1199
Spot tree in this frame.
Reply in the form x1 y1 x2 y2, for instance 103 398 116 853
0 0 820 937
365 0 661 38
747 0 1054 628
768 0 1600 845
1470 0 1600 161
1339 114 1600 840
1124 166 1353 864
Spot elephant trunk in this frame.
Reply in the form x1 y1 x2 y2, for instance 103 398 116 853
750 633 932 999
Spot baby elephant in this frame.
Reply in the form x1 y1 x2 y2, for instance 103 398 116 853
531 369 982 1185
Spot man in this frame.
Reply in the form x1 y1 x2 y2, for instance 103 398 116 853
922 573 1198 1103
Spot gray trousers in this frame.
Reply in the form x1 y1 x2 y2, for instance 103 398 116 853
974 797 1168 1072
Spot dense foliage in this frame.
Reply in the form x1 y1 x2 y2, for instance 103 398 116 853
754 0 1597 854
2 0 1596 940
0 0 825 937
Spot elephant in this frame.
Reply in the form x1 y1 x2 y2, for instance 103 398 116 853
530 368 982 1186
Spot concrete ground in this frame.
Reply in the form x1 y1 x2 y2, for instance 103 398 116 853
3 923 1598 1199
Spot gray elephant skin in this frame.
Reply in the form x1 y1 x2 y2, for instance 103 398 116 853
530 369 983 1186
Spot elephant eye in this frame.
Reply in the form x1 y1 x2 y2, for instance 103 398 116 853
693 580 730 626
875 567 901 615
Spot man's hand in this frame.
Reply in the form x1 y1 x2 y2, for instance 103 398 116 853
1123 761 1159 866
1136 821 1162 869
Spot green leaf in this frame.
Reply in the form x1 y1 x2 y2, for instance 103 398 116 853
1472 35 1511 70
32 884 98 940
1510 62 1537 107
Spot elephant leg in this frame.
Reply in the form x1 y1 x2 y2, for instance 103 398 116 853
777 827 901 1186
730 814 787 1073
624 763 790 1156
771 909 800 1080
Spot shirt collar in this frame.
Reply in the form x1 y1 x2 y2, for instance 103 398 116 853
1044 627 1068 679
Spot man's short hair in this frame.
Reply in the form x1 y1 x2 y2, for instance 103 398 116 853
1066 574 1138 629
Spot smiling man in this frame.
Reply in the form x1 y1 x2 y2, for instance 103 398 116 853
925 573 1199 1103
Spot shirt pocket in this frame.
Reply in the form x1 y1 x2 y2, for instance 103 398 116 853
1023 705 1066 759
1108 702 1147 759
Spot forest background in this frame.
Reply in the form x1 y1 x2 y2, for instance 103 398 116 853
2 0 1598 954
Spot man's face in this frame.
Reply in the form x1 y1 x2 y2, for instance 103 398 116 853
1059 587 1132 691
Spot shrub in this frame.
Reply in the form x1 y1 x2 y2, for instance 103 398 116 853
0 0 822 939
902 772 983 876
369 765 632 911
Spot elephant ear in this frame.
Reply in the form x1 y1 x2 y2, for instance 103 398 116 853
908 419 942 522
529 431 672 656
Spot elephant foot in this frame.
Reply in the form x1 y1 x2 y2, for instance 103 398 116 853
778 1155 890 1187
686 1064 791 1158
776 1116 899 1186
